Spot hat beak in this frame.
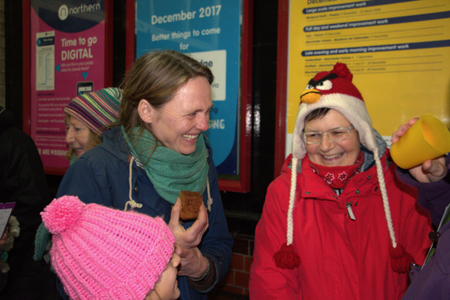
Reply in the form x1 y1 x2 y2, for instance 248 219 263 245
300 89 321 104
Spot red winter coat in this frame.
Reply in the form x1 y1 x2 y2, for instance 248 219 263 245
250 153 432 300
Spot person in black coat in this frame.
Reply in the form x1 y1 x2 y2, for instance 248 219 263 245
0 106 56 299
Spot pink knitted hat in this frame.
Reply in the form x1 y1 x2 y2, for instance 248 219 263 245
41 195 175 300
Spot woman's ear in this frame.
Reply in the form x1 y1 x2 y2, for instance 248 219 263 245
138 99 154 124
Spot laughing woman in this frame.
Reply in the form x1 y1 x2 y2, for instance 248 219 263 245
250 63 432 299
55 50 233 300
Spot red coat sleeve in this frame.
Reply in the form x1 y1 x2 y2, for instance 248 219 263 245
249 175 301 299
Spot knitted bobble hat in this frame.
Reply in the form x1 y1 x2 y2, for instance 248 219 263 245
41 196 175 300
274 62 414 273
64 87 122 136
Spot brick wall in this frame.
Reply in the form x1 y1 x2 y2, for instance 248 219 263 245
210 232 254 300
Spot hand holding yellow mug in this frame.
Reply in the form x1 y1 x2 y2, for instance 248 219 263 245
390 114 450 169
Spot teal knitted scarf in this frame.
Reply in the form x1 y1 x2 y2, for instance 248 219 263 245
123 126 208 204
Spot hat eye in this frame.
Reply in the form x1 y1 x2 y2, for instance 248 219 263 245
316 79 333 91
305 84 314 90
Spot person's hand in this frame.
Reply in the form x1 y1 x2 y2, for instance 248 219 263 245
174 244 208 278
0 228 8 246
408 157 447 183
390 117 419 144
391 118 447 183
168 198 209 249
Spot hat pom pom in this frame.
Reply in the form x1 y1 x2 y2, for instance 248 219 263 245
273 243 301 269
389 244 414 273
332 62 352 80
41 196 85 235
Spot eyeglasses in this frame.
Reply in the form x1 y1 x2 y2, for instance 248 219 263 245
302 126 354 145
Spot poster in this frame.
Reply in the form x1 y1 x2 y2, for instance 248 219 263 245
286 0 450 156
29 0 107 170
135 0 242 176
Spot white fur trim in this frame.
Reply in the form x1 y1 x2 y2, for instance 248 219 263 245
292 93 376 160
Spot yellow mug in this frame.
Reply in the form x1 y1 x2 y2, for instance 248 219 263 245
390 114 450 169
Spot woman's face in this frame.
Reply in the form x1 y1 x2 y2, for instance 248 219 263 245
304 109 360 167
146 253 181 300
146 76 213 155
65 115 96 159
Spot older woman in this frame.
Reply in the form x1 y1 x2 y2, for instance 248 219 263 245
33 87 122 263
55 50 233 300
64 87 122 163
250 63 432 299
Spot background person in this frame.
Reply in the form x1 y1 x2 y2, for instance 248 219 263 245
34 87 123 264
55 50 233 299
0 106 53 299
249 63 432 299
392 118 450 300
42 195 179 300
64 87 122 163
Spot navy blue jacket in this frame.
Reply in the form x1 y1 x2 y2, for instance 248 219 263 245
57 127 233 300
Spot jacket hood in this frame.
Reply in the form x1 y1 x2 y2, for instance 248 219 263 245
99 127 132 163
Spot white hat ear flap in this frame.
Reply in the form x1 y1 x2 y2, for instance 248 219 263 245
273 157 301 269
373 149 415 273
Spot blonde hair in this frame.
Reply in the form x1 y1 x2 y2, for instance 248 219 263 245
64 114 101 160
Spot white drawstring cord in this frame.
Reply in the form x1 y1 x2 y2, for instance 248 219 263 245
124 156 143 211
206 177 213 212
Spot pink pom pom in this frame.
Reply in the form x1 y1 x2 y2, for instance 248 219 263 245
273 242 301 269
41 196 85 234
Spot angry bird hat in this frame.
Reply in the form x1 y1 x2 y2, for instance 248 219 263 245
292 62 376 160
274 62 414 273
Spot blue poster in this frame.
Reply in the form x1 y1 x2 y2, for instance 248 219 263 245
135 0 242 175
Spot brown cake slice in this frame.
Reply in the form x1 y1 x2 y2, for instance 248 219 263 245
179 191 203 220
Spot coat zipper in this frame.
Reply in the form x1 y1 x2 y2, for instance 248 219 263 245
346 201 356 220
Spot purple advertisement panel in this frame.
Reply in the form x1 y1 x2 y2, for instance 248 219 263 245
29 0 106 170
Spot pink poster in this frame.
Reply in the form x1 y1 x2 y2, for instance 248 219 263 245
29 0 106 171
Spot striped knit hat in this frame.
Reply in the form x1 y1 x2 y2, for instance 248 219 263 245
42 195 175 300
64 87 122 135
274 62 414 273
